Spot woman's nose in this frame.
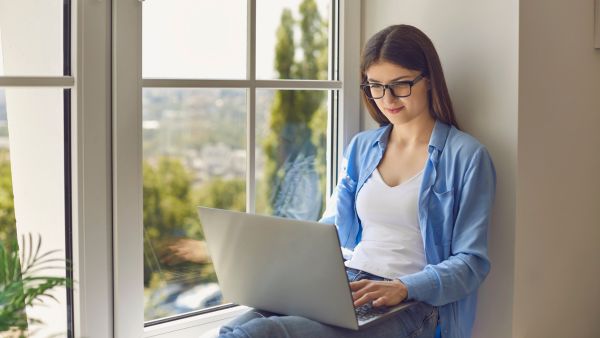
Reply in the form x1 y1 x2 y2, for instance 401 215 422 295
382 89 398 105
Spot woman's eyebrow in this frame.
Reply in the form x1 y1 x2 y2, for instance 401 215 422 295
366 75 412 83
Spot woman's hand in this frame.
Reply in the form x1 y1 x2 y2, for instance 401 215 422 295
349 279 408 308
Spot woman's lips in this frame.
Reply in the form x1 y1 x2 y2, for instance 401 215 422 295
385 106 405 114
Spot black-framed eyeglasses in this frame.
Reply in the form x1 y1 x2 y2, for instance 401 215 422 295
361 74 425 100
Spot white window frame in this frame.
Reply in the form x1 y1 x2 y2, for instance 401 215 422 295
72 0 113 337
1 2 123 338
0 1 81 337
110 0 362 336
0 3 119 337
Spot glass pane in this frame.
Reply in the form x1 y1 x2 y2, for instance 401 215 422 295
256 0 331 80
143 0 246 79
255 89 330 220
143 88 246 321
0 1 65 76
0 88 68 337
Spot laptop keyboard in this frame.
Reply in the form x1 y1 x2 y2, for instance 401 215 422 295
355 303 391 322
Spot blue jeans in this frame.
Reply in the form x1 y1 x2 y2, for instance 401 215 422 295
218 268 438 338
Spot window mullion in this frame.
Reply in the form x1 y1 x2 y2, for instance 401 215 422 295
71 0 113 337
112 0 144 336
327 0 340 196
338 0 360 161
246 0 256 213
142 78 341 89
0 76 75 87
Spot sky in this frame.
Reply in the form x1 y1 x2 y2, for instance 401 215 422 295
143 0 330 79
0 0 329 78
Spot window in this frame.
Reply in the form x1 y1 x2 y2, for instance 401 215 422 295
140 0 337 324
113 0 360 335
0 0 74 336
142 88 247 321
4 0 361 336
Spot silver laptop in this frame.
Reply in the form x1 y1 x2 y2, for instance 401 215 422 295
197 207 417 330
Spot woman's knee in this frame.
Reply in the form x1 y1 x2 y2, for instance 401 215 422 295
219 310 268 335
219 314 336 338
219 316 290 338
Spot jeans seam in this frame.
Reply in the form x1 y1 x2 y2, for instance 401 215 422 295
408 306 437 338
423 306 437 322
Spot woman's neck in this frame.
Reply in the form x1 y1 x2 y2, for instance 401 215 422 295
388 114 435 148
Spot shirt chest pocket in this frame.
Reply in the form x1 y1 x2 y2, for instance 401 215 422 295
428 187 455 247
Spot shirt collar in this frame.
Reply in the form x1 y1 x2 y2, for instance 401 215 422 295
372 124 392 150
372 120 451 153
428 119 450 153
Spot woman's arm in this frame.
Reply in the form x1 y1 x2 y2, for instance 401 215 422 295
400 147 496 306
319 134 361 251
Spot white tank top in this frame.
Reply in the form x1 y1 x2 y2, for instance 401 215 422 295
345 168 427 279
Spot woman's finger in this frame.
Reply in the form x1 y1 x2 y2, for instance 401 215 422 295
349 279 369 291
353 290 383 308
351 280 379 300
372 295 390 307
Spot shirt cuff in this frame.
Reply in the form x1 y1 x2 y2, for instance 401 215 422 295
399 268 437 301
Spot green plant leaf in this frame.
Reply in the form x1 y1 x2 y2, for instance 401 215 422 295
0 233 72 332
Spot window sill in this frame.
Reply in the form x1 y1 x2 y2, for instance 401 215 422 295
143 305 250 338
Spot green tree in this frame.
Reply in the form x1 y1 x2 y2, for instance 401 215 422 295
143 157 200 286
262 0 328 219
0 149 16 247
142 156 247 319
0 150 28 331
194 178 245 212
143 157 247 287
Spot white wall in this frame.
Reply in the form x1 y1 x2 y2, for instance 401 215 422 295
362 1 519 337
515 0 600 337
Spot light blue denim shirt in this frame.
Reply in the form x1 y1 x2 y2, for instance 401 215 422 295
320 120 496 338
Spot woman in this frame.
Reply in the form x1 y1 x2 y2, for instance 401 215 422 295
218 24 496 338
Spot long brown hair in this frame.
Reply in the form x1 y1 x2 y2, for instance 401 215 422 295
360 25 459 129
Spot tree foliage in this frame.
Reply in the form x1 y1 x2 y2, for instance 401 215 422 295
262 0 328 219
193 178 245 212
142 157 245 287
143 157 201 286
143 157 199 239
0 149 16 247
